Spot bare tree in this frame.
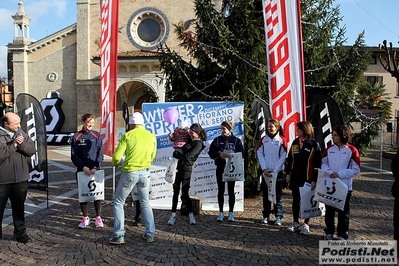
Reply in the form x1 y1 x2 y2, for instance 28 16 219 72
379 40 399 82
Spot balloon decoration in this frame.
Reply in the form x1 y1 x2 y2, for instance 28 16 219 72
163 107 179 124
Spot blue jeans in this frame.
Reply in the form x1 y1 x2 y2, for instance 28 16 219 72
113 169 155 238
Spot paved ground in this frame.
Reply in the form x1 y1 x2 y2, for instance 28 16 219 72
0 146 397 265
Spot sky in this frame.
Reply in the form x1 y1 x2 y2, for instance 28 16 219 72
0 0 398 79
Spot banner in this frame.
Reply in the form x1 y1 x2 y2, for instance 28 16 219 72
100 0 119 156
142 102 244 211
262 0 306 144
41 97 74 145
308 93 344 151
251 99 271 144
15 93 48 191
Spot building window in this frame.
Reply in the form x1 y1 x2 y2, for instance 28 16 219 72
365 76 383 86
370 55 377 64
127 7 170 50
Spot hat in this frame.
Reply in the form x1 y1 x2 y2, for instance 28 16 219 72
179 120 189 130
129 112 144 125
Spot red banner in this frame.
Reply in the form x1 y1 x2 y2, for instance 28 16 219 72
100 0 119 156
262 0 306 144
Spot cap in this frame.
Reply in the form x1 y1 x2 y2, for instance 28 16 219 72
179 120 189 130
129 112 144 125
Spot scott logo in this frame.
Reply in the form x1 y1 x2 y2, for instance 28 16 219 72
88 180 97 192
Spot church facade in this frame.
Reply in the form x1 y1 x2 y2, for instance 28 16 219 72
7 0 222 132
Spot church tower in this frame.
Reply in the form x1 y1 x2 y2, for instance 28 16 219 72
12 0 31 46
8 0 32 96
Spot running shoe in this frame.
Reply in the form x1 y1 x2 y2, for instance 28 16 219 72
228 212 234 222
95 217 104 228
300 223 310 235
189 213 197 225
109 235 124 245
286 222 300 232
142 233 155 243
78 217 90 229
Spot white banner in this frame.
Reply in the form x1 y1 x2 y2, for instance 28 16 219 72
262 0 306 144
142 102 244 211
78 170 105 202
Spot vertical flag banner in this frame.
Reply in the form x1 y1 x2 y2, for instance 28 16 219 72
142 102 244 211
308 93 344 151
262 0 306 144
100 0 119 156
15 93 48 191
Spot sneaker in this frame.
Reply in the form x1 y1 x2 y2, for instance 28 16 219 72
337 236 345 242
300 223 310 235
95 217 104 228
109 235 124 245
286 222 300 232
217 212 224 221
16 234 31 243
228 212 234 221
168 214 176 225
324 234 334 240
274 216 282 226
261 217 269 224
189 212 197 225
142 233 155 243
78 217 90 229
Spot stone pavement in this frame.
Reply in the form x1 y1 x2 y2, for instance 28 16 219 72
0 146 396 265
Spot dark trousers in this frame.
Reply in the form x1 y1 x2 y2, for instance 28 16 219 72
262 171 284 218
291 184 310 224
394 196 399 240
172 168 192 213
0 181 28 238
216 166 235 212
324 191 352 239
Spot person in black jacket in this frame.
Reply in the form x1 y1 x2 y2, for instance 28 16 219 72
71 114 104 229
167 123 207 226
0 112 36 243
391 150 399 240
285 121 321 235
208 120 244 222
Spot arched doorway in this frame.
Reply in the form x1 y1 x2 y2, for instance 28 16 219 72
116 80 158 129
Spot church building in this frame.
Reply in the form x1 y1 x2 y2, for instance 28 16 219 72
7 0 222 133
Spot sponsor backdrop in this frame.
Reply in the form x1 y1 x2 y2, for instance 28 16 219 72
142 102 244 211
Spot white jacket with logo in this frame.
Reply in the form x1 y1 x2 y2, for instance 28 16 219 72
321 143 360 191
256 133 287 173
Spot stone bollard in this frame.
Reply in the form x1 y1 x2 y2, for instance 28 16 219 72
190 195 202 215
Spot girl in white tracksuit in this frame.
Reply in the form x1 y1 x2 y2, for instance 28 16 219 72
256 119 287 225
321 125 360 240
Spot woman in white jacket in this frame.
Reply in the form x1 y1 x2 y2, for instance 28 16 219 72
321 125 360 240
256 119 287 226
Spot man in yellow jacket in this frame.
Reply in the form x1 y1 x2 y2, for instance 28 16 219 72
109 112 157 244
